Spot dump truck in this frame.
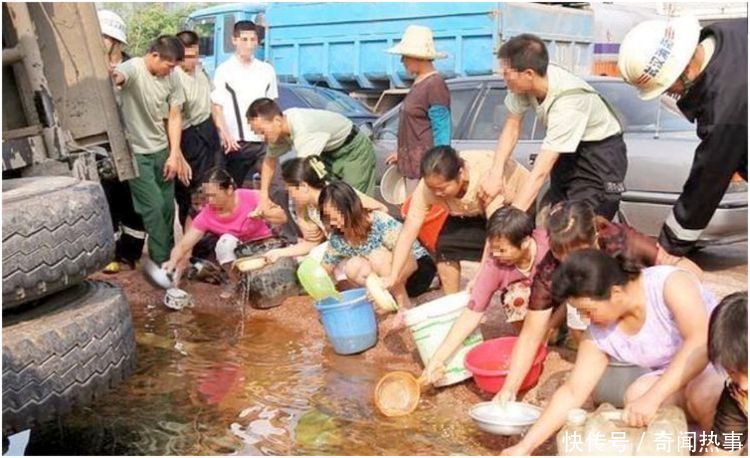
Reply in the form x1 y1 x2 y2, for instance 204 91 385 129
2 2 137 435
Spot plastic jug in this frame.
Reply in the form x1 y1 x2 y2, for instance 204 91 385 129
297 257 342 301
556 404 689 456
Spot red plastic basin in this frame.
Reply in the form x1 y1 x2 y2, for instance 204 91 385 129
464 337 548 394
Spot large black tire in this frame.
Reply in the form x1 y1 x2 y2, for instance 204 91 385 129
2 281 136 435
2 177 115 310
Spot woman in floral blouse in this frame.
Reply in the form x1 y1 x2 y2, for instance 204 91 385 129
319 181 436 309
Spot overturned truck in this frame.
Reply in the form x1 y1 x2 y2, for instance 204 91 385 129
2 3 136 434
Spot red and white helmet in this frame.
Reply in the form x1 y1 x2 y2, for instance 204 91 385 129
618 16 701 100
98 9 128 45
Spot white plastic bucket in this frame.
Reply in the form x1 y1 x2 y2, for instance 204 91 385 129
380 165 407 205
404 292 484 387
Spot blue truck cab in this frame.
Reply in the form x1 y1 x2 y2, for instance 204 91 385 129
188 2 595 95
185 3 268 77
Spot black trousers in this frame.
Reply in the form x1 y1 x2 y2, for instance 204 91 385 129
225 141 266 188
549 133 628 221
659 127 748 256
176 117 223 227
100 177 146 265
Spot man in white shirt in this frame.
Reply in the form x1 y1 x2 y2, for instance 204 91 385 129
211 20 278 188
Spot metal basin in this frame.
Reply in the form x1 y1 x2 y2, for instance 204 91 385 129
593 361 650 408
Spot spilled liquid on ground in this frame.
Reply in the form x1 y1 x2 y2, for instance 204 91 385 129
25 299 515 455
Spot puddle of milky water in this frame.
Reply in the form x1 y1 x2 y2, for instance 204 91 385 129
23 300 517 455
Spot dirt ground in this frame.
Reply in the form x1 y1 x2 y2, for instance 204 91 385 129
99 261 577 455
96 241 747 455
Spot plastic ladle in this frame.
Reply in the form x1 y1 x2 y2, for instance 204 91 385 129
374 371 428 417
296 257 342 301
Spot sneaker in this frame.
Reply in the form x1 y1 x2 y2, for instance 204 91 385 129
103 261 120 274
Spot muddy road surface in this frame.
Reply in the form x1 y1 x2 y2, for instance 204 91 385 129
24 243 746 455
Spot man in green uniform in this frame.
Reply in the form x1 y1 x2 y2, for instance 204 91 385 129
112 35 191 263
246 97 377 215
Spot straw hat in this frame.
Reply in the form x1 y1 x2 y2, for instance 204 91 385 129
387 25 447 60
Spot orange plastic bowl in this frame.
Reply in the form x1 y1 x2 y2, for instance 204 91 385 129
374 371 421 417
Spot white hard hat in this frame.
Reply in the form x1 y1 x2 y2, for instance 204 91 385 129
98 9 128 45
386 25 447 61
618 16 701 100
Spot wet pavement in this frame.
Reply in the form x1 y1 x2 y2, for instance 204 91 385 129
23 243 747 456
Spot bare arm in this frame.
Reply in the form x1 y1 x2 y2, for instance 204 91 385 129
503 338 610 456
383 195 428 289
494 308 553 402
265 240 320 263
623 271 712 427
479 113 523 201
164 105 191 186
163 225 205 273
255 204 287 226
359 192 388 213
212 103 239 153
512 149 559 212
111 70 126 87
259 155 278 210
423 308 484 382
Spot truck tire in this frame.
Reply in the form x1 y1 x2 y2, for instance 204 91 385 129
2 281 136 435
2 177 115 310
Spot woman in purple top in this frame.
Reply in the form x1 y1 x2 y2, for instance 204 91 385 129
503 249 725 457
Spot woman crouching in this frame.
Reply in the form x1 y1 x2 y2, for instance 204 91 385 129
501 249 724 456
318 181 436 312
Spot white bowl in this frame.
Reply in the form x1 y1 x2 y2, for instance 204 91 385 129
380 165 408 205
469 401 541 436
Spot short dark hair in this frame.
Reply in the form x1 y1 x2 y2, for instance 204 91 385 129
148 35 185 62
233 20 258 37
497 33 549 77
246 97 282 121
176 30 199 48
202 167 235 190
420 146 463 181
552 249 640 304
708 291 747 373
487 206 534 247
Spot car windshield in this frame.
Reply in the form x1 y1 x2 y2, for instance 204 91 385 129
290 86 372 116
591 81 694 133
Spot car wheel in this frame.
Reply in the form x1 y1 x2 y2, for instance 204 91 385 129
2 177 115 310
2 281 136 435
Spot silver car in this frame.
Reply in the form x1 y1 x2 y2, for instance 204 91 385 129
371 75 747 247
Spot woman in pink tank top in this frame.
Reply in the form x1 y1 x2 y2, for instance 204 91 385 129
162 169 286 282
502 249 725 457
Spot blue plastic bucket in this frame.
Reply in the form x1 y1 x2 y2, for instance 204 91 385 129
315 288 378 355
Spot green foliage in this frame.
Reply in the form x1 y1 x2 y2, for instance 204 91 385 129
102 3 201 56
